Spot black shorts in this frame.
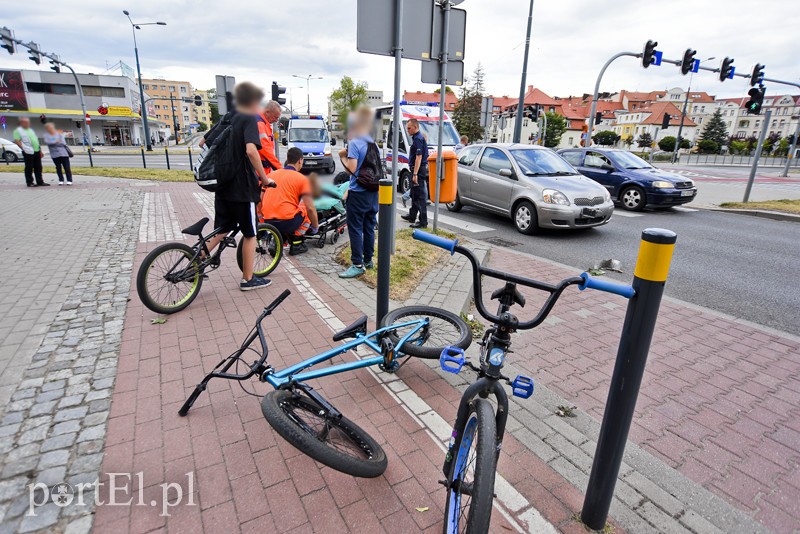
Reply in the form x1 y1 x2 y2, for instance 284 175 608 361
214 198 257 238
263 213 304 237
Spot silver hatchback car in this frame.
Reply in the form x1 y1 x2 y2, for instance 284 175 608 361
447 143 614 235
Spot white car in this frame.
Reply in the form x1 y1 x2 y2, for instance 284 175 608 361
1 137 23 163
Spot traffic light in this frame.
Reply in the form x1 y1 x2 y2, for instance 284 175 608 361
27 41 41 65
745 85 766 115
661 114 670 130
194 95 202 106
1 27 15 54
39 114 47 124
680 48 697 75
271 82 286 106
49 54 60 73
524 105 539 121
719 57 735 81
595 112 603 124
642 40 660 68
750 64 765 87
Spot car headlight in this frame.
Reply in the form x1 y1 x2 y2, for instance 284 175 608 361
602 189 611 202
651 180 674 189
542 189 570 205
324 145 331 155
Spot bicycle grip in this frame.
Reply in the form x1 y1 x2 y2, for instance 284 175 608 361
579 273 635 299
412 230 458 255
265 289 291 314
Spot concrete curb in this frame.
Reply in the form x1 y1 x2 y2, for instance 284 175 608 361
709 207 800 222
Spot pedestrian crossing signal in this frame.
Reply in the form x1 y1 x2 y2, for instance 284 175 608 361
745 86 765 115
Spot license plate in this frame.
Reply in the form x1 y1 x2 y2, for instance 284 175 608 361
681 190 694 197
305 160 317 165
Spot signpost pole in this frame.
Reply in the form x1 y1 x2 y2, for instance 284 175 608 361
512 0 534 144
743 109 771 202
62 64 93 153
389 0 404 253
781 120 800 177
433 0 451 232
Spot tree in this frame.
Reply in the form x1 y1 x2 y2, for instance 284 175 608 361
697 139 719 154
658 136 677 152
763 132 781 156
209 103 220 126
434 86 454 94
593 130 618 146
329 76 369 130
729 139 748 155
636 132 653 149
196 122 208 132
452 63 486 143
543 112 567 148
775 137 790 157
698 109 728 152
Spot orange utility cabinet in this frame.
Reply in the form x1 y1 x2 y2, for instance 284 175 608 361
427 150 458 203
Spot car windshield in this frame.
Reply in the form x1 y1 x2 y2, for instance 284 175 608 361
510 148 579 176
289 128 328 143
405 120 460 146
608 151 652 169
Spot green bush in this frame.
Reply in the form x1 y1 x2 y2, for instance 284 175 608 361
697 139 719 154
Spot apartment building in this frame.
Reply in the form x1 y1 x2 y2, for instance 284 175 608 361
139 78 193 140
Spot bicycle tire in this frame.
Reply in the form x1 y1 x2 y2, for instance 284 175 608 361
443 399 496 534
236 223 283 278
381 306 472 359
261 389 387 478
136 242 203 315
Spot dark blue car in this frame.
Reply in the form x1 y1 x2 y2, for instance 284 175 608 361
557 148 697 211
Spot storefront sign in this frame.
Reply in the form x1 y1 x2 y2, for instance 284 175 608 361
108 106 132 116
0 70 28 111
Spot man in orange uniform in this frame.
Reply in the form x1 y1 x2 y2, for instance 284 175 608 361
257 100 283 174
261 147 319 255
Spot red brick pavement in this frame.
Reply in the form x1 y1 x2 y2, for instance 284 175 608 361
96 183 609 533
484 246 800 533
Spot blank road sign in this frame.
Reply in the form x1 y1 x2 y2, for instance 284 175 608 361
421 59 464 86
431 7 466 62
357 0 435 61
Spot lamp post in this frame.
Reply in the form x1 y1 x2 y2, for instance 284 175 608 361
123 10 166 151
672 56 714 163
292 74 323 113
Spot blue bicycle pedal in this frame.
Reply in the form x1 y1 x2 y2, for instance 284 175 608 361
511 375 534 399
440 346 465 374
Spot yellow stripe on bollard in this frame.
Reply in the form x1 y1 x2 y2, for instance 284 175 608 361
634 241 675 282
379 183 393 205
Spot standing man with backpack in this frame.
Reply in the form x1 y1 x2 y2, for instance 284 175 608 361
401 118 428 228
198 82 276 291
338 107 380 279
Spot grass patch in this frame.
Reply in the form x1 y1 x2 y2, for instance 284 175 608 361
335 228 457 301
0 165 193 182
720 199 800 215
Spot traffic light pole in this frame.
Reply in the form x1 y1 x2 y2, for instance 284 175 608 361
743 109 772 203
512 0 535 144
671 76 693 164
586 52 642 148
782 121 800 177
432 0 452 232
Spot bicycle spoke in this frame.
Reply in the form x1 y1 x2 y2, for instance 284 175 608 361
282 398 374 461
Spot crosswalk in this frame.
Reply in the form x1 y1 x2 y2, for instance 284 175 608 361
396 205 494 233
138 192 184 243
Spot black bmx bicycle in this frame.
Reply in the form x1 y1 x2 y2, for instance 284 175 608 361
410 231 635 534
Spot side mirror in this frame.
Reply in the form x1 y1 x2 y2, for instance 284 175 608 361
498 168 515 179
330 138 336 146
601 163 615 172
281 138 288 146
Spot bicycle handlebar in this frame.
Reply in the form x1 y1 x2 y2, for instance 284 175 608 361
412 230 458 255
578 272 635 299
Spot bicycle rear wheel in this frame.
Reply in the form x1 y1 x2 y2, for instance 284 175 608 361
443 399 496 534
237 223 283 277
261 389 387 478
136 242 203 315
381 306 472 359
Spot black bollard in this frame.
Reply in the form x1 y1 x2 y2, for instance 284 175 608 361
141 147 147 169
376 178 394 326
581 228 677 530
165 147 170 170
188 146 193 170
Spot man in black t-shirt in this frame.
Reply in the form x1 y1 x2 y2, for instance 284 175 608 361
200 82 276 291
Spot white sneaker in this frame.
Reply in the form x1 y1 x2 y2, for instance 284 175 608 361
66 182 73 186
58 182 64 186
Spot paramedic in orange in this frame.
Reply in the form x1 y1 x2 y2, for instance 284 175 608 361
257 100 283 173
261 147 318 255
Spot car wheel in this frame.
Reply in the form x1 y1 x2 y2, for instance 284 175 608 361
513 200 539 235
399 171 412 194
620 186 646 211
327 163 335 174
3 151 18 163
446 192 463 212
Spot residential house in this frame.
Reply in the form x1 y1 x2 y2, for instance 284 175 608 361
613 101 697 148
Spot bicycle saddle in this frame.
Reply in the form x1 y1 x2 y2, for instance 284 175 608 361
182 217 209 236
332 315 368 342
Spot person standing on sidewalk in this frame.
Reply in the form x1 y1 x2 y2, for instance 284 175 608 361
401 119 428 228
338 107 379 279
43 123 73 185
257 101 283 175
14 117 49 187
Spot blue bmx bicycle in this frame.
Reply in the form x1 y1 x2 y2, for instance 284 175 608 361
410 230 635 534
178 290 472 478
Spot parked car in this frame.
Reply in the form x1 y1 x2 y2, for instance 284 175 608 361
557 148 697 211
447 143 614 235
0 138 23 163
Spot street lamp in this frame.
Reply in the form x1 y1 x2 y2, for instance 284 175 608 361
292 74 322 113
672 56 715 163
123 10 166 151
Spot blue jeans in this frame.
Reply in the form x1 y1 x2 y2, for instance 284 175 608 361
346 190 378 266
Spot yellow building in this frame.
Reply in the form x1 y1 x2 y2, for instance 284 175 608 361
139 78 193 141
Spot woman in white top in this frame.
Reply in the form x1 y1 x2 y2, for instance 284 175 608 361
43 123 73 185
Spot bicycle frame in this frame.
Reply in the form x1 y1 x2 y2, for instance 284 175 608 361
165 225 238 283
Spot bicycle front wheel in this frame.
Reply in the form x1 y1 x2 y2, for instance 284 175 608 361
261 389 387 478
381 306 472 359
136 242 203 315
443 399 496 534
237 223 283 277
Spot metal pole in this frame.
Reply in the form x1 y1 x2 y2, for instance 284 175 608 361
513 0 534 144
389 0 404 253
188 145 193 169
780 120 800 177
586 52 641 149
743 109 771 202
376 178 394 325
539 109 547 146
273 122 281 161
170 92 179 145
63 64 93 153
672 76 692 164
649 127 659 162
165 146 170 170
131 28 152 152
141 146 147 168
433 0 451 232
582 228 677 531
307 78 311 114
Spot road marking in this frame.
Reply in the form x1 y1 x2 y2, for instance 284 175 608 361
397 206 494 233
138 192 183 243
672 206 699 212
612 211 643 218
193 191 214 218
282 259 554 533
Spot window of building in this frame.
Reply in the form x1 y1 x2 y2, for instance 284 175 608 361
182 106 189 112
755 121 760 128
25 82 77 95
161 85 166 90
82 86 125 98
180 86 187 93
142 84 148 90
183 115 190 122
169 86 175 91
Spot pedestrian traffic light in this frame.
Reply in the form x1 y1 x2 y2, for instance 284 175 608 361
745 85 766 115
271 82 286 106
661 114 670 130
27 41 41 65
194 95 202 106
595 112 602 124
49 54 60 73
0 27 15 54
750 64 765 87
719 57 735 82
680 49 697 75
39 114 47 124
642 40 659 68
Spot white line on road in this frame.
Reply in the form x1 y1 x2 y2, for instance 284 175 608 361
397 206 494 233
611 211 644 218
672 206 699 212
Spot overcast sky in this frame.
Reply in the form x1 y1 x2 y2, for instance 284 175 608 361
3 0 799 113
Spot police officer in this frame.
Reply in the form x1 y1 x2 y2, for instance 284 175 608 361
401 118 428 228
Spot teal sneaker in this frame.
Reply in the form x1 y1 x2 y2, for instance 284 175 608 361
364 260 374 270
339 265 366 278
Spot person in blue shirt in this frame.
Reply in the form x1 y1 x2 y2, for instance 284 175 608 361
338 107 379 278
401 119 428 228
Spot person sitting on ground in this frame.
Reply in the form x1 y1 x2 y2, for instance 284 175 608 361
260 147 319 256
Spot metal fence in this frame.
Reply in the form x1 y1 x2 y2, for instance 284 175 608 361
679 153 800 168
1 146 196 171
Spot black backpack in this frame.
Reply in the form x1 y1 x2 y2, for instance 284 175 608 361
354 142 383 192
195 113 237 192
